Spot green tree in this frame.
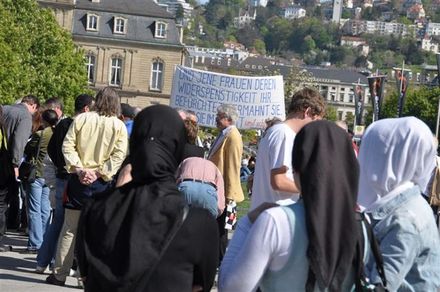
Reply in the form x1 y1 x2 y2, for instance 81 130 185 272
341 9 351 19
397 16 412 25
236 26 262 49
264 17 291 52
325 105 337 121
300 35 316 53
381 87 440 132
345 112 354 129
175 5 185 22
0 0 89 113
253 39 266 55
284 66 318 112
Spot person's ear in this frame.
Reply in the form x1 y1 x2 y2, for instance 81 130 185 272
304 107 312 118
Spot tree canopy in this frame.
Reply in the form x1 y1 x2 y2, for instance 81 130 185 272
381 86 440 132
0 0 89 114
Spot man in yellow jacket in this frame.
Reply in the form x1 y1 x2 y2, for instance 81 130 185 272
208 104 243 262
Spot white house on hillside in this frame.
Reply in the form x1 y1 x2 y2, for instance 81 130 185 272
426 22 440 36
421 37 439 53
284 5 306 19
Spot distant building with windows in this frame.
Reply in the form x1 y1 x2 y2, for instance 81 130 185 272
233 8 256 28
342 19 413 36
304 67 369 122
421 37 439 53
401 0 422 13
340 36 369 56
156 0 194 26
249 0 268 7
430 0 440 11
426 22 440 36
406 3 425 20
38 0 185 107
283 5 306 19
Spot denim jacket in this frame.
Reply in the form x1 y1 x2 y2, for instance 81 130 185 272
366 186 440 292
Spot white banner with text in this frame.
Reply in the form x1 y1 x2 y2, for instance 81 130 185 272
170 66 285 129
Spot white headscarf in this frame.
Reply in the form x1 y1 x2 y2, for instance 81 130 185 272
358 117 436 211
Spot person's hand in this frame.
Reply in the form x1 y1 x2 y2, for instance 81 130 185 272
14 167 19 179
116 164 132 187
271 165 288 175
77 169 99 185
84 170 99 184
248 202 278 223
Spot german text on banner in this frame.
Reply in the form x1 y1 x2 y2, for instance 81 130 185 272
170 66 286 129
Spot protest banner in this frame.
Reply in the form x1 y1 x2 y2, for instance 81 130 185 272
367 75 386 122
353 81 365 126
169 66 286 129
393 65 410 117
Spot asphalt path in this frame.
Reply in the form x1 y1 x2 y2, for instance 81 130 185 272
0 231 219 291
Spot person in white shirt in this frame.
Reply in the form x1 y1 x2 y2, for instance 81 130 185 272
250 88 325 210
220 121 362 292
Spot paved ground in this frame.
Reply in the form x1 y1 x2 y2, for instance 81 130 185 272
0 232 82 291
0 231 219 292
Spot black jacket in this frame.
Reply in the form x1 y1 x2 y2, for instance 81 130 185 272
47 117 73 179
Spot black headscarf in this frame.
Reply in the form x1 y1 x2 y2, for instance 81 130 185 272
292 120 359 292
77 105 187 292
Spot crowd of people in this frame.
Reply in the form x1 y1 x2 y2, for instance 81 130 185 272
0 86 439 292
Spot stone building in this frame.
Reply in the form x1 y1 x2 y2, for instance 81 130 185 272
38 0 185 107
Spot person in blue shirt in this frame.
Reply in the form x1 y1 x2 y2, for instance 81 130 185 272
358 117 440 291
120 103 135 136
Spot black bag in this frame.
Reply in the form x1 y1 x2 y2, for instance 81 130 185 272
18 161 37 183
0 128 14 185
18 133 42 184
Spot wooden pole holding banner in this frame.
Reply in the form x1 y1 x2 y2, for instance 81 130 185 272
353 78 360 129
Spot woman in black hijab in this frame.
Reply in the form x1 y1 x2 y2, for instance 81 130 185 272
76 105 219 292
219 120 362 291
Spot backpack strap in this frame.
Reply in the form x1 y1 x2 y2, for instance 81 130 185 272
0 127 7 151
27 130 43 165
356 212 388 291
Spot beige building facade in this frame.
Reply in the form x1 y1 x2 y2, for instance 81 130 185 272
38 0 185 108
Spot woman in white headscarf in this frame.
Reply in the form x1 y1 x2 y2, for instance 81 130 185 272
358 117 440 291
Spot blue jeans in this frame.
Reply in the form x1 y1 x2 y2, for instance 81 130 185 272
26 178 51 250
178 181 218 218
240 166 252 182
37 178 67 268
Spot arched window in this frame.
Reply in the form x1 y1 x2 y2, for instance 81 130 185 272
150 59 164 91
110 57 123 86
